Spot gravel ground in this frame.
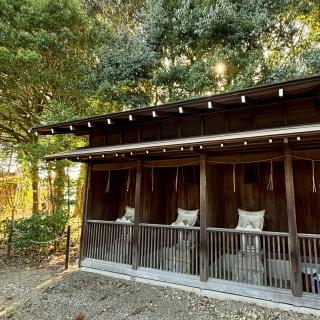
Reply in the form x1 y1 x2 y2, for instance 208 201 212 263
1 257 319 320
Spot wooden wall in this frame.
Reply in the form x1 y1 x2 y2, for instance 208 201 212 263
207 162 288 232
140 166 200 225
88 169 136 220
88 166 200 225
293 160 320 234
88 160 320 235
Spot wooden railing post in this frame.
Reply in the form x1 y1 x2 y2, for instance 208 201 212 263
284 144 303 297
79 163 92 265
200 154 208 282
132 161 142 270
65 225 71 269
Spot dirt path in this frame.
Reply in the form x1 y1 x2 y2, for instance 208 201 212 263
1 258 319 320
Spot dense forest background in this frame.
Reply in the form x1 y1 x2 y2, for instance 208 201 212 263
0 0 320 252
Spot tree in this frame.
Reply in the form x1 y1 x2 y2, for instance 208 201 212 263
0 0 97 211
91 0 285 106
0 148 23 256
92 0 320 108
91 29 157 111
262 0 320 81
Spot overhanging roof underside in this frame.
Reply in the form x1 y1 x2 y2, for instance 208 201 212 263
34 75 320 136
43 123 320 161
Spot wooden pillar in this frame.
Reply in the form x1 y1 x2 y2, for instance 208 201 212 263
132 160 142 270
283 144 303 297
200 154 209 282
79 163 92 265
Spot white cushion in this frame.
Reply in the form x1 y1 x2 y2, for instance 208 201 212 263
172 208 199 226
236 209 265 231
177 208 199 215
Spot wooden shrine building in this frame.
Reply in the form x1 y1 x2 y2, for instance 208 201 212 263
35 76 320 308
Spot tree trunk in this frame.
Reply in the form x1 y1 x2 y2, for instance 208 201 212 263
53 162 66 212
74 163 86 217
7 208 15 257
47 169 54 212
31 161 40 213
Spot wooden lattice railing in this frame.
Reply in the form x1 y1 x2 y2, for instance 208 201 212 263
139 223 200 275
85 220 133 265
299 233 320 295
207 228 291 289
83 220 320 296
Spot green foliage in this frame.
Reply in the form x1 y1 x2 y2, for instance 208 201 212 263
0 0 100 211
91 0 320 105
91 28 157 109
1 210 69 250
0 0 98 160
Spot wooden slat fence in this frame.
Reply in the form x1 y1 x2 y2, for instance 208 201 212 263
207 228 291 289
83 220 320 297
85 220 133 265
299 233 320 295
139 223 200 275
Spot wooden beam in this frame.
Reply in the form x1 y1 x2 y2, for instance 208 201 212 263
293 149 320 159
79 163 92 265
224 112 229 132
282 102 288 126
144 157 199 168
43 123 320 161
200 154 208 282
132 160 142 270
283 144 303 297
200 117 204 135
93 161 136 171
315 96 320 122
207 151 283 164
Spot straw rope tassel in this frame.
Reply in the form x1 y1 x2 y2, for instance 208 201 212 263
175 166 179 192
267 160 274 191
312 160 317 193
151 167 154 192
105 170 111 193
126 168 131 192
233 163 236 193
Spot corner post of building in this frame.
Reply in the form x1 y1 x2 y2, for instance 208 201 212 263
79 162 93 265
283 142 303 297
132 160 142 270
200 153 209 282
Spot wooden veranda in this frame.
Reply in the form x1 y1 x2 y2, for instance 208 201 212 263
35 76 320 309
